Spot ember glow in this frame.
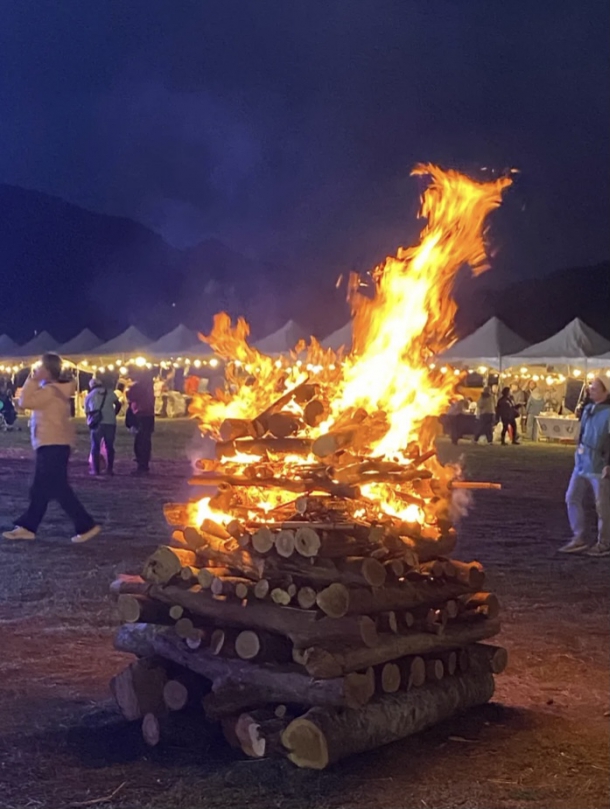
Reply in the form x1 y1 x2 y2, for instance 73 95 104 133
189 164 511 534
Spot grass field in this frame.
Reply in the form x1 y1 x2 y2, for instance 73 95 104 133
0 420 608 809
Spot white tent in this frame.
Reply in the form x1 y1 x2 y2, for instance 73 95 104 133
254 320 309 355
93 326 151 357
147 324 211 358
15 331 59 358
438 317 529 370
57 328 103 357
0 334 19 359
587 351 610 369
504 318 610 368
322 322 353 352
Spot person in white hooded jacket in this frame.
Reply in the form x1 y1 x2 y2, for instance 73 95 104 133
2 353 100 543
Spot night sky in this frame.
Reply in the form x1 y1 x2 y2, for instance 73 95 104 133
1 0 608 289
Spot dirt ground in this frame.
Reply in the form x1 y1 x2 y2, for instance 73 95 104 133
0 420 608 809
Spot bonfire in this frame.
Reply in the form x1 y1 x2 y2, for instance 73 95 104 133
111 164 511 769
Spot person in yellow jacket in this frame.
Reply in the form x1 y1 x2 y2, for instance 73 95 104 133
2 353 100 543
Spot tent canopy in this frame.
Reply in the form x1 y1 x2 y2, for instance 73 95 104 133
93 326 151 357
254 320 309 354
504 318 610 367
147 324 211 358
0 334 19 359
322 321 353 352
56 328 102 356
15 331 59 358
438 317 529 368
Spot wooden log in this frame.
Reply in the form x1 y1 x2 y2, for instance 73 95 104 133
271 588 292 606
182 526 210 550
343 668 376 708
252 527 275 554
216 437 312 459
117 594 171 625
109 574 150 598
297 587 317 610
142 712 161 747
254 579 270 599
163 502 190 527
266 412 302 438
148 584 379 649
468 643 508 674
219 418 257 441
425 658 445 682
110 658 168 721
228 710 291 758
169 605 184 621
163 670 210 711
439 650 458 677
450 561 485 590
338 557 386 587
210 576 253 598
179 565 201 585
401 531 457 563
142 546 197 584
195 539 263 581
114 623 379 713
282 666 495 769
294 527 321 558
314 578 480 619
296 619 501 677
210 628 237 657
197 566 232 589
397 655 426 689
377 662 401 694
460 592 500 620
275 529 296 558
234 630 293 664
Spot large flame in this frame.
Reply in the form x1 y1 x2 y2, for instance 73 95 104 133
189 164 511 529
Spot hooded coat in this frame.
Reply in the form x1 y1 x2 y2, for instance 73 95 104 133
19 376 76 449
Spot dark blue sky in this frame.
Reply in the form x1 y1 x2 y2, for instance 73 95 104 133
1 0 608 285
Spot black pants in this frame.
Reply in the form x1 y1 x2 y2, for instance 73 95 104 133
474 413 494 443
16 446 95 535
134 416 154 471
91 424 117 473
501 418 519 444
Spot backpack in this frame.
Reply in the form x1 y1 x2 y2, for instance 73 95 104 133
87 389 107 430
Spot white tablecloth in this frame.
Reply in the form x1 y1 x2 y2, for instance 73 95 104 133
535 416 580 442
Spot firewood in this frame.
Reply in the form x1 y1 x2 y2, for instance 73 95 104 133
216 437 312 459
270 588 292 606
149 584 379 649
169 531 189 550
377 611 399 634
294 526 321 557
254 579 270 599
163 670 210 711
115 623 380 713
468 643 508 674
297 587 317 610
196 540 263 581
252 527 275 554
314 578 480 619
219 418 257 442
163 502 190 527
401 531 457 563
234 630 293 664
174 617 198 641
450 560 485 590
281 667 496 769
109 574 150 598
343 668 375 708
183 526 209 550
210 628 237 657
377 662 401 693
438 650 458 677
169 605 184 621
275 529 296 558
143 546 197 585
110 658 168 721
266 412 302 438
459 592 500 620
117 594 171 625
397 655 426 689
162 680 188 712
179 565 200 584
386 559 405 579
229 710 291 758
338 557 386 587
425 658 444 682
201 519 231 540
142 712 161 747
444 599 459 620
197 566 232 589
457 648 470 673
296 619 501 677
304 399 326 427
211 576 252 598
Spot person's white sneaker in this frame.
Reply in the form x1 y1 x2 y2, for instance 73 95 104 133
71 525 102 544
2 526 36 541
558 537 589 554
585 543 610 558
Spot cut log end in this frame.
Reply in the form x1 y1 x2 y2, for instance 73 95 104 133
142 712 161 747
282 717 330 770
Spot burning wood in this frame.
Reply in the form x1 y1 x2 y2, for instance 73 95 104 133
110 164 511 766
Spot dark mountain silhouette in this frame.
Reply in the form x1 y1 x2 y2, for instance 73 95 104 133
1 184 608 346
455 262 610 342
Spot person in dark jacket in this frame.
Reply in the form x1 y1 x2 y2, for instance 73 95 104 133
126 371 155 474
496 387 520 445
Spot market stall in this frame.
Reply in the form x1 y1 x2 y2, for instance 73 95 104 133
437 316 529 371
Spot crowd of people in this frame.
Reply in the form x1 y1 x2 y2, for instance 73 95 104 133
446 380 566 446
1 352 608 559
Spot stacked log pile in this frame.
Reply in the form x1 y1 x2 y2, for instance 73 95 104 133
110 391 506 768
